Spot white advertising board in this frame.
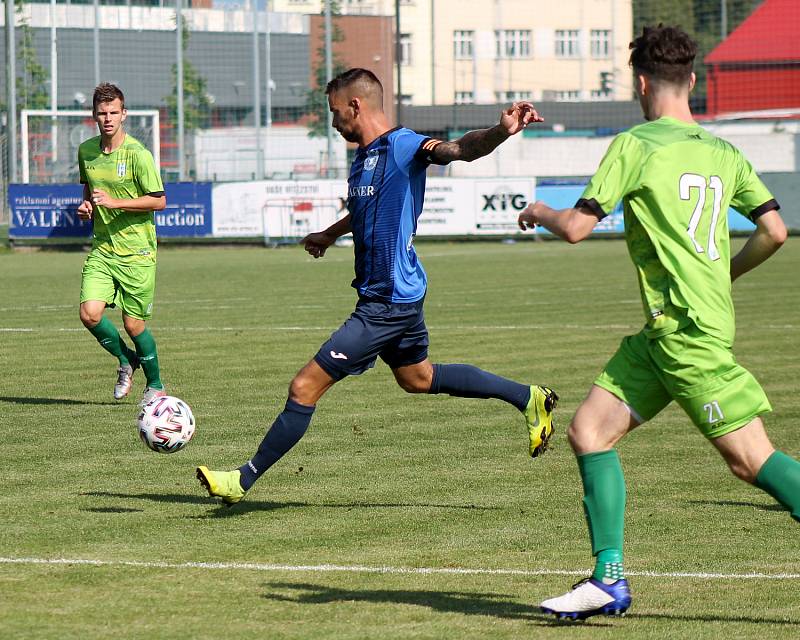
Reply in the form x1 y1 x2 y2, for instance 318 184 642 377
212 180 347 238
212 177 536 238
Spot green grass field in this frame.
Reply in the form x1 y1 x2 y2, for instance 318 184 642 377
1 239 798 639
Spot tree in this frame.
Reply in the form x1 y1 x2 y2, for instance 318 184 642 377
165 15 212 133
305 1 348 138
15 0 49 113
632 0 762 113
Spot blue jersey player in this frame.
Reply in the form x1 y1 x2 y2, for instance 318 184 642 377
197 68 557 504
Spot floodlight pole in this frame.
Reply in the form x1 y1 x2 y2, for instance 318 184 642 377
324 0 334 178
6 0 18 183
94 0 100 85
395 0 402 124
50 0 58 163
252 0 263 179
176 0 186 181
265 0 272 128
721 0 728 39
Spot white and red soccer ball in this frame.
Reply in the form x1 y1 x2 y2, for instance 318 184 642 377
137 395 195 453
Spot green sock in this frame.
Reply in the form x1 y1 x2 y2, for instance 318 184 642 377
755 451 800 523
131 328 163 389
578 450 626 583
595 549 625 583
88 316 135 366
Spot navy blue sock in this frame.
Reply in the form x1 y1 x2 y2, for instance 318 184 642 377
428 363 530 411
238 399 315 490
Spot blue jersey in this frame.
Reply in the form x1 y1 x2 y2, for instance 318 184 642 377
346 127 442 303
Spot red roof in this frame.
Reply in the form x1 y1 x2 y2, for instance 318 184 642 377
705 0 800 64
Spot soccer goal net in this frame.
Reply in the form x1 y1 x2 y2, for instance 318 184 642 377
262 197 345 246
20 109 160 184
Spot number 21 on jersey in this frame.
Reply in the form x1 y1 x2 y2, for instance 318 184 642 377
680 173 724 261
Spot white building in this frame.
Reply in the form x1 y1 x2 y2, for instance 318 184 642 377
272 0 633 105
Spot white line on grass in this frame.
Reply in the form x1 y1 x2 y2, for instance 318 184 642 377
2 324 797 333
1 557 798 580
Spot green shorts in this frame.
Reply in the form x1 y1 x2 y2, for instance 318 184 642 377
595 324 771 439
80 250 156 320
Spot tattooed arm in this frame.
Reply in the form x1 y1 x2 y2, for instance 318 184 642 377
429 102 543 164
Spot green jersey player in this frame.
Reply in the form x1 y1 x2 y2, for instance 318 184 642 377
77 83 167 405
519 25 798 620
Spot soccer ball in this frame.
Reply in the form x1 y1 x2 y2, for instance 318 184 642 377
137 395 196 454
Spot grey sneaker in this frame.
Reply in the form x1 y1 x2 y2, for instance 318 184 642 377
140 386 167 408
114 365 135 400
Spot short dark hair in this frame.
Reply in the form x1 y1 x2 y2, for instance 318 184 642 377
93 82 125 112
325 68 383 105
629 24 697 85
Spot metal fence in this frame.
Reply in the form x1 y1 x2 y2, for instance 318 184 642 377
1 0 799 200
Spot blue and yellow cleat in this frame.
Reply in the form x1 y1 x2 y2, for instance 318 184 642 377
524 385 558 458
540 577 632 621
196 466 247 505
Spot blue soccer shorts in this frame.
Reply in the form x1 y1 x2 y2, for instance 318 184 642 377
314 297 429 381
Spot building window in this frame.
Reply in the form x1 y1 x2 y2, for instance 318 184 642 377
590 29 611 59
453 30 474 60
555 29 580 58
454 91 475 105
495 90 533 102
550 89 580 102
495 30 532 59
400 33 412 66
400 94 414 105
590 89 613 101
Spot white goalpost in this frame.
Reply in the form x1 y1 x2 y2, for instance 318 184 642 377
20 109 160 184
261 197 344 246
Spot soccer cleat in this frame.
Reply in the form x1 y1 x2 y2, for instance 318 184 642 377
140 386 167 408
196 466 247 505
540 577 632 621
524 385 559 457
114 361 139 400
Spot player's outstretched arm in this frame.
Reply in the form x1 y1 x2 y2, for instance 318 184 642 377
430 102 543 164
301 213 352 259
518 201 599 244
730 210 787 282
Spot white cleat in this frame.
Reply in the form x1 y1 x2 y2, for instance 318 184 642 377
540 578 632 621
140 386 167 408
114 365 134 400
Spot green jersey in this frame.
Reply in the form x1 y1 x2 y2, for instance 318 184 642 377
78 134 164 265
579 116 778 346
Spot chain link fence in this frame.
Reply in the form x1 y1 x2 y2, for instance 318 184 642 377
1 0 798 217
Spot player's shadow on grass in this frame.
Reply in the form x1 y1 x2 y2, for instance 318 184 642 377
0 395 120 406
80 491 499 519
634 612 800 627
688 499 786 513
262 582 800 627
262 581 553 623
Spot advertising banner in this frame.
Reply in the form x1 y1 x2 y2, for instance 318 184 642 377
8 184 89 238
155 183 213 237
416 178 537 236
9 183 213 239
212 180 347 239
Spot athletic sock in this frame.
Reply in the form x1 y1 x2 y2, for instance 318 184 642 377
754 450 800 523
594 549 625 583
428 363 530 411
578 450 626 583
238 399 316 491
131 328 162 389
88 316 132 366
